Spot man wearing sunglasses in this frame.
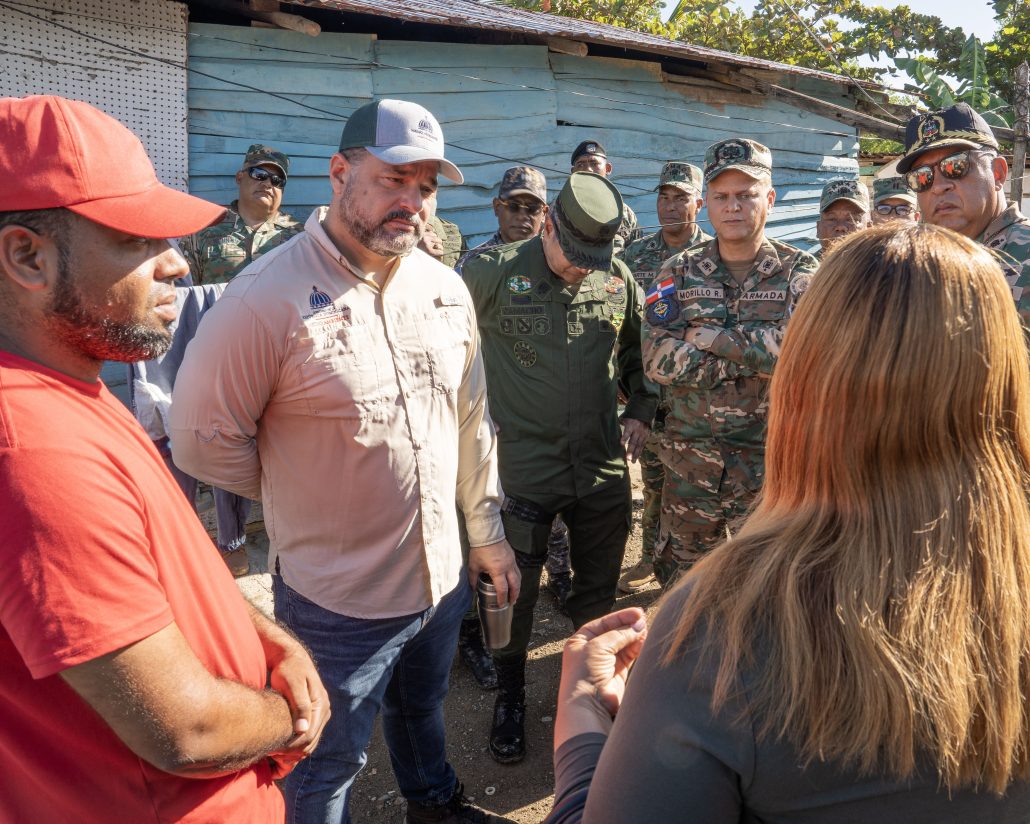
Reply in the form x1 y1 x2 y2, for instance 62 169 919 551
897 104 1030 322
180 144 303 285
871 174 920 225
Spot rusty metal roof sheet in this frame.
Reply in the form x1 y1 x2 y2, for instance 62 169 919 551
285 0 857 86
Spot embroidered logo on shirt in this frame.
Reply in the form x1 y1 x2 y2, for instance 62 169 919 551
309 285 333 312
646 297 679 326
513 340 537 367
507 275 533 294
605 275 625 295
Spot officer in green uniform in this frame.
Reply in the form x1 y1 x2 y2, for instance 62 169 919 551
571 140 639 254
462 172 658 764
642 138 818 587
814 177 870 258
871 174 920 224
618 161 712 593
179 144 303 284
897 103 1030 328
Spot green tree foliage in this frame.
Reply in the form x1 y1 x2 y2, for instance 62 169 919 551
985 0 1030 105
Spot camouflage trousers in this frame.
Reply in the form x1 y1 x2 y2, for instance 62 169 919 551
544 515 571 577
654 438 764 588
638 416 666 563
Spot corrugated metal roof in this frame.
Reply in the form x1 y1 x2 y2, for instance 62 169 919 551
285 0 857 87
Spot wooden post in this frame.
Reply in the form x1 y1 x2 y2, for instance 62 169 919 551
1013 62 1029 207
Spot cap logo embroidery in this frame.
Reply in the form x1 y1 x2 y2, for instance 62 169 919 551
717 142 745 161
918 115 943 144
415 117 435 138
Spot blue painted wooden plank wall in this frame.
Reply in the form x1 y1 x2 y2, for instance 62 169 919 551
187 23 858 251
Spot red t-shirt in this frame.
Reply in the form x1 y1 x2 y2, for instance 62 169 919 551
0 353 284 823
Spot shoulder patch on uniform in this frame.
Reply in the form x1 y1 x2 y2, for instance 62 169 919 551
789 273 813 298
646 297 679 326
645 276 675 305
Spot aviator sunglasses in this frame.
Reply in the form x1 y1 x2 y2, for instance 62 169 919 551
905 150 992 194
498 199 544 217
245 166 286 189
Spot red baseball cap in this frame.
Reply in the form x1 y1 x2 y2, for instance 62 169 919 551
0 95 224 238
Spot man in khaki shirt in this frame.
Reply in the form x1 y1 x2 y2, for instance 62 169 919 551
170 99 518 824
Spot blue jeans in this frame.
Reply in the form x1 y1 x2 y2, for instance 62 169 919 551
273 573 472 824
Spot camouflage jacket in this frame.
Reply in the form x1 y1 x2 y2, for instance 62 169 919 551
979 203 1030 329
614 202 640 256
179 201 303 285
461 236 658 497
642 236 818 448
620 226 713 293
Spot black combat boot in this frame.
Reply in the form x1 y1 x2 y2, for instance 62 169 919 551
489 656 526 764
405 781 516 823
457 616 498 690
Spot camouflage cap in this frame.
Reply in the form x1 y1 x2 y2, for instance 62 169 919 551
498 166 547 203
243 143 289 176
819 178 869 214
896 103 999 174
571 139 607 165
872 175 917 207
655 161 703 195
551 172 623 271
704 139 772 183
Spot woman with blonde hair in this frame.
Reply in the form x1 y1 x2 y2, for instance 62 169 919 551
546 223 1030 823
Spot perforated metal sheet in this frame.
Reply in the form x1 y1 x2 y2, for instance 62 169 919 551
0 0 189 189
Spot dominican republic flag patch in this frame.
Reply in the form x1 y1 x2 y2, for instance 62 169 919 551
645 277 675 305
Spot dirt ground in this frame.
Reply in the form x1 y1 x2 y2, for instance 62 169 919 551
236 463 663 823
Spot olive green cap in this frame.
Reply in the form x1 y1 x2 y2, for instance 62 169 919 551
655 161 703 195
243 143 289 176
551 172 623 271
704 138 772 183
872 175 917 207
819 178 869 214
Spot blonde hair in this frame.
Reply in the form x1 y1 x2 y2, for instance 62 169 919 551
666 223 1030 793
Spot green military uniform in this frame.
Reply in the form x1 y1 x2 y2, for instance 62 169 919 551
433 214 466 268
179 201 303 285
979 203 1030 328
621 161 712 571
642 139 818 587
462 172 658 764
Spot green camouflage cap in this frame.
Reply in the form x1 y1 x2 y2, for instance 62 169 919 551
820 178 869 214
498 166 547 203
655 161 703 195
243 143 289 176
896 103 999 174
551 172 623 271
872 175 917 207
704 139 772 183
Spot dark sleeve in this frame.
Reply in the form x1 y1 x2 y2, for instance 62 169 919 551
542 733 608 824
580 585 753 823
457 254 494 319
616 265 659 424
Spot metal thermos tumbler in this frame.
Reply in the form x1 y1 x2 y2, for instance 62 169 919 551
477 572 513 650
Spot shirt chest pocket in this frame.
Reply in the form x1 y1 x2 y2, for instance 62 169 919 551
295 321 381 419
395 306 472 396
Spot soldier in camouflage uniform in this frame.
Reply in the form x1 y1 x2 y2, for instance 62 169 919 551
814 177 870 257
463 172 658 764
618 161 712 593
571 140 640 254
897 103 1030 327
871 174 920 224
179 144 303 284
642 139 819 587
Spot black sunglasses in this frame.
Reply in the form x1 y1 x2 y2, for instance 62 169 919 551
499 199 544 217
905 150 991 194
874 203 915 217
245 166 286 188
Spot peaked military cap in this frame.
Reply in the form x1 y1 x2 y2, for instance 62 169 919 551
551 172 623 271
896 103 999 174
819 178 869 214
243 144 289 176
873 175 917 207
571 139 607 165
498 166 548 203
704 139 772 183
656 161 703 195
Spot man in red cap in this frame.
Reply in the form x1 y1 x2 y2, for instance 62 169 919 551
0 95 329 823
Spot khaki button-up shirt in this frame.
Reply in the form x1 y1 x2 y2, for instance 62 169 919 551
170 210 504 618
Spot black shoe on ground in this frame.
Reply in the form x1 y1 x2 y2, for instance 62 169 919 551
404 781 516 824
489 691 526 764
457 618 498 690
545 570 572 615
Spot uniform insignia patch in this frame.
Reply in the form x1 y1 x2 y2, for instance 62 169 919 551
697 258 717 276
533 317 552 335
677 286 724 301
507 275 532 294
309 285 334 312
605 275 625 295
513 340 537 367
756 256 778 275
645 276 675 305
741 289 787 302
646 297 680 326
534 280 553 297
610 310 626 333
717 142 745 161
789 273 813 298
500 317 516 335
